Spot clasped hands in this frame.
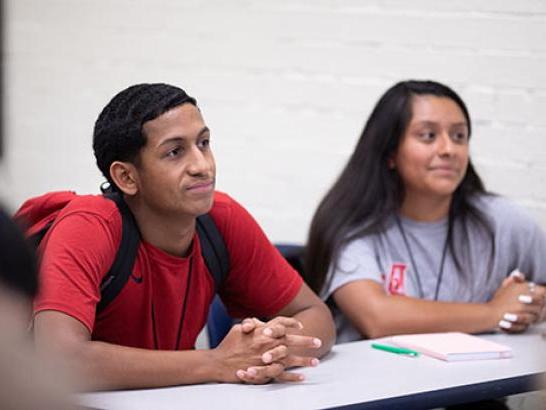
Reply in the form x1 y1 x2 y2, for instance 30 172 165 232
492 270 546 333
213 316 322 384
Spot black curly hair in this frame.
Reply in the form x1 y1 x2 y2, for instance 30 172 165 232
93 83 197 190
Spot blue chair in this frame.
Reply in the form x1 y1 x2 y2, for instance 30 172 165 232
206 243 304 348
207 295 233 348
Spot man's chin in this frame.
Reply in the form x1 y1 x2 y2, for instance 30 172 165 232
191 195 215 217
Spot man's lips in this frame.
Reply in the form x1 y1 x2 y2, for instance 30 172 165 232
186 181 214 191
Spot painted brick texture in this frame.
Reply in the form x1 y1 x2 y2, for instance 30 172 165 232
1 0 545 242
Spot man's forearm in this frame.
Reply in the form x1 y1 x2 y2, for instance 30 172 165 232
274 284 336 358
63 341 221 391
291 303 336 358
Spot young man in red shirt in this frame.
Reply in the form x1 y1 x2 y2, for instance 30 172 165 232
32 83 335 390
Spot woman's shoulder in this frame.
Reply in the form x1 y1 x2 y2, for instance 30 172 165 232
470 193 540 233
339 221 392 261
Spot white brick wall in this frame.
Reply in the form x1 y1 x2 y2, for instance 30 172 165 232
2 0 545 242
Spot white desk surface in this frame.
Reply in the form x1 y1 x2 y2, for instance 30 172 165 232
79 327 546 410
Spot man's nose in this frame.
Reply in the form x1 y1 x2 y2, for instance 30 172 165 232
187 146 211 176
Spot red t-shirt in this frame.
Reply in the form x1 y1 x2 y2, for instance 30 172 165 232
34 192 302 350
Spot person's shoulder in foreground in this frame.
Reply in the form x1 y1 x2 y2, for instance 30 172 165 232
32 82 335 390
0 205 76 409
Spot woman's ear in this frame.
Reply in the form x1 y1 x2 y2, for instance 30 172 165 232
387 156 396 170
109 161 139 196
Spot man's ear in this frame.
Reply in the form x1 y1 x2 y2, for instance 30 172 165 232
109 161 139 195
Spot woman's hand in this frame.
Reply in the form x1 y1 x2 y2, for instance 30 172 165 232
488 272 546 333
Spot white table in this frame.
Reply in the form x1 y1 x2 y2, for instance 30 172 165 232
79 326 546 410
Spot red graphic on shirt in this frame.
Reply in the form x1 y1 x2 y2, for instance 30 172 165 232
388 263 407 295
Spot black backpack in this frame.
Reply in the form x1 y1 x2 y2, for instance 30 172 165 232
15 190 230 313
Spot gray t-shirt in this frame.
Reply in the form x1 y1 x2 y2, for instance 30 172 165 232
323 195 546 343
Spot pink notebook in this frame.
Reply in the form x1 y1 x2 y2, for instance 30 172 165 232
390 332 513 361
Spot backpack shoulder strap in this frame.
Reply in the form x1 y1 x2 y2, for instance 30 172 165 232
196 214 229 291
96 193 140 313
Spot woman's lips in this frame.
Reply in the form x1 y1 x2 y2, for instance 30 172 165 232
429 166 458 175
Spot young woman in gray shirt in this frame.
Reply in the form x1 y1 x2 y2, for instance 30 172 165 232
305 80 546 343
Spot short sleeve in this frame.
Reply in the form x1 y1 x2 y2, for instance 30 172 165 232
34 209 121 332
511 216 546 283
210 194 303 318
323 237 383 300
485 196 546 283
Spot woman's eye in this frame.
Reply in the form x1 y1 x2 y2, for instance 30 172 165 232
452 132 468 143
419 131 435 141
198 139 210 149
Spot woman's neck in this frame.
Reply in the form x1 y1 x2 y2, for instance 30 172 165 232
399 193 452 222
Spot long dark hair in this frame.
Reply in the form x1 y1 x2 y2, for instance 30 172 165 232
304 80 493 294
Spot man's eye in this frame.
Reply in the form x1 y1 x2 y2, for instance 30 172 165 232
199 139 210 149
166 147 181 157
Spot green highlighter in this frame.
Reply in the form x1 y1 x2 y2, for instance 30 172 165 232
371 343 420 357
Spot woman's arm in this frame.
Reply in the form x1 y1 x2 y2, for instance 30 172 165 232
333 278 545 339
